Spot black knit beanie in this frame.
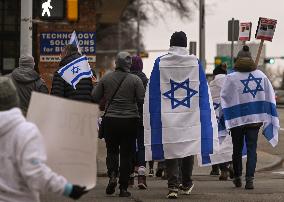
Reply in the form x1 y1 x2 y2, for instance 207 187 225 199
170 31 187 47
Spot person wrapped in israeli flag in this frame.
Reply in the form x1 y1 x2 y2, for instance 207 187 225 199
144 31 219 197
57 55 93 89
144 35 218 162
197 65 233 167
221 45 279 189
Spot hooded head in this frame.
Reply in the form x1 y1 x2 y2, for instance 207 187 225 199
61 44 79 58
213 63 227 76
19 55 35 68
115 52 132 72
235 45 256 72
130 56 143 72
237 45 252 59
0 77 19 111
170 31 187 47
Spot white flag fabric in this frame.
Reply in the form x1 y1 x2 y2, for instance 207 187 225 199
58 55 93 89
69 30 82 54
198 74 232 166
221 70 279 147
144 46 219 163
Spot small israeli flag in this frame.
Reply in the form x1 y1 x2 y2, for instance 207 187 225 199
144 47 219 162
58 55 93 89
69 31 82 54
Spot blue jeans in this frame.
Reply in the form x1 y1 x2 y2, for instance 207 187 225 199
231 126 260 179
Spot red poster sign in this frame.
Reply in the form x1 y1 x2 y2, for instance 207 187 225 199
255 17 277 41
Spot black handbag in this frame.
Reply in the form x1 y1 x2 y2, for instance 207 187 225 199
98 74 128 139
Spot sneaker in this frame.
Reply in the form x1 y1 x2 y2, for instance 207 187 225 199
148 169 154 177
219 170 228 181
245 178 254 189
233 177 242 188
180 183 194 195
138 175 147 189
166 190 178 199
106 177 117 195
119 189 131 197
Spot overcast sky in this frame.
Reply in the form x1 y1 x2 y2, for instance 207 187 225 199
141 0 284 77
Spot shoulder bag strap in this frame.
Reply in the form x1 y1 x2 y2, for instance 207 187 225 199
103 73 128 116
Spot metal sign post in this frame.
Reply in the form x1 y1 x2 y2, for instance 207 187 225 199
228 18 239 68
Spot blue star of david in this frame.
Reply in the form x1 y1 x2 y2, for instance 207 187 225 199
240 73 264 98
71 65 80 74
163 79 198 109
213 102 220 110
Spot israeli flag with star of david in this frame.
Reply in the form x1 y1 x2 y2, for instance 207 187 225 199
144 46 219 161
221 70 279 147
58 55 93 89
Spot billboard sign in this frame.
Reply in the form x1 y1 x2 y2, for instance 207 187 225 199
40 32 96 62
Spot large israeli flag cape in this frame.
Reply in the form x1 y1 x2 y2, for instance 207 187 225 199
69 31 82 54
144 46 219 162
221 70 279 147
58 55 93 89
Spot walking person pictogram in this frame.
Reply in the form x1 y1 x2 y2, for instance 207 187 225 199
42 0 53 17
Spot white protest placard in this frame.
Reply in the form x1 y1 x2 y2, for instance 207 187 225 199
255 17 277 42
239 22 252 41
27 92 99 189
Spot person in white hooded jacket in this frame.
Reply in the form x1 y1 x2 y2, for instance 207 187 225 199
0 77 88 202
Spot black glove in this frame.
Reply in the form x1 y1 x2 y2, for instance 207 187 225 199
69 185 88 200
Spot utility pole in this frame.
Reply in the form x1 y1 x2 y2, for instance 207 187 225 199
199 0 206 69
118 21 122 52
20 0 33 56
137 0 141 55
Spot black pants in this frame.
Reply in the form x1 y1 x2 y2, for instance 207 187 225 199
104 117 138 189
166 156 194 190
231 126 260 179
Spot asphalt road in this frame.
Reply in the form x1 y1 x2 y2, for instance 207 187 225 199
41 108 284 202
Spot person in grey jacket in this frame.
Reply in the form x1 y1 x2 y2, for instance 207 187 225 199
10 55 48 116
92 52 145 197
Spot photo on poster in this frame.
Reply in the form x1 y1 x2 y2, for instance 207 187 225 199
239 22 252 41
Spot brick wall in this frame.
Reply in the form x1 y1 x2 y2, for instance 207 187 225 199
36 0 96 90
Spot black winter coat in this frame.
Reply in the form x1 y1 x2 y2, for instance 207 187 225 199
50 53 93 102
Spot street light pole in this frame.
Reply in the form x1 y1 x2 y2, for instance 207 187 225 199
20 0 33 56
137 0 141 55
199 0 206 69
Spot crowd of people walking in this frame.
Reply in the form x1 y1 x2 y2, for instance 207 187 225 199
0 30 279 201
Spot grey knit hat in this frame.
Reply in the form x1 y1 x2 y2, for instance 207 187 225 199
0 77 19 111
19 55 35 68
237 45 252 59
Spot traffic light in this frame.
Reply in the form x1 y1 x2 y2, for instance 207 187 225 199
39 0 65 20
67 0 78 22
264 58 275 64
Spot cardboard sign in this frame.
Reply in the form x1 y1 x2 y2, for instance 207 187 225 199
239 22 252 41
27 93 99 189
255 17 277 41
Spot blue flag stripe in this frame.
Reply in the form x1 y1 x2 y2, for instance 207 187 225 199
71 70 92 86
263 123 274 141
58 56 87 76
149 57 164 160
199 62 214 156
223 101 278 121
